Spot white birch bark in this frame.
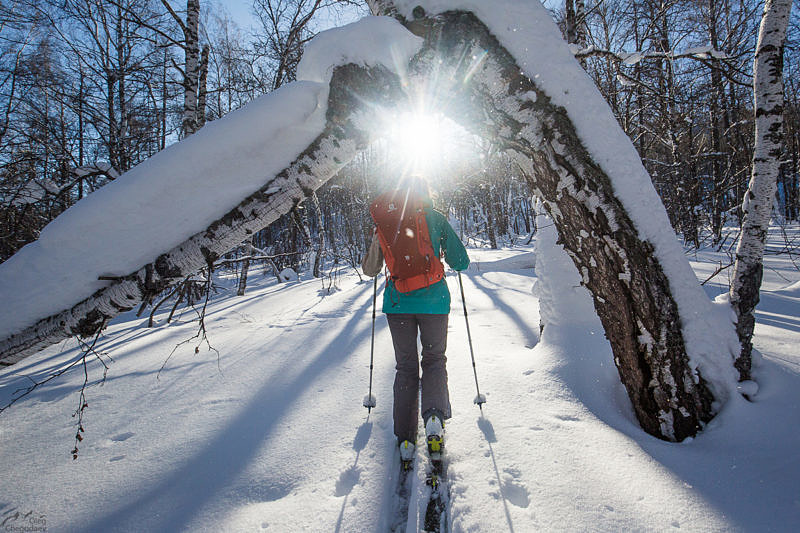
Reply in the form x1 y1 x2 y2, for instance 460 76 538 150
183 0 200 136
729 0 792 381
575 0 586 48
366 0 399 16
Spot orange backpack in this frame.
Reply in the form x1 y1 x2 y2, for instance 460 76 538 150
369 189 445 293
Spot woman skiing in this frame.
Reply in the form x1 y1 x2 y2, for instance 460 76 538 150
361 177 470 466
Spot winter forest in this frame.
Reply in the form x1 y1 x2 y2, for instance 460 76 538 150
1 0 799 532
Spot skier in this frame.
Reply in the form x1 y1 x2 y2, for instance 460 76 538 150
361 177 470 466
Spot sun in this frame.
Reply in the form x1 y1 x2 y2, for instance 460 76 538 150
382 109 474 180
389 112 444 169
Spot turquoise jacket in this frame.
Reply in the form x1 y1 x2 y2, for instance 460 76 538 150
363 205 470 315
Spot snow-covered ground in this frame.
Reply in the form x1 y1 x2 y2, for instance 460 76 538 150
1 227 799 532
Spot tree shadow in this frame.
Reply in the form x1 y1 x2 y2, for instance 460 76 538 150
755 290 800 334
467 273 539 349
543 317 800 532
77 283 374 532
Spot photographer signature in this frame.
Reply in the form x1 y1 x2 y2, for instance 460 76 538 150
1 509 47 532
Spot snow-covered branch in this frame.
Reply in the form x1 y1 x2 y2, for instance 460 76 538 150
0 61 407 367
571 44 753 87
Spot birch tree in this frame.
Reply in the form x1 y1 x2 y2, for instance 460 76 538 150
159 0 208 137
729 0 793 382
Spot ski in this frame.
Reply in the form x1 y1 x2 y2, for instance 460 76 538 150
390 448 416 532
423 456 449 532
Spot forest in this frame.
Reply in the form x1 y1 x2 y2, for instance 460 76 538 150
0 0 797 292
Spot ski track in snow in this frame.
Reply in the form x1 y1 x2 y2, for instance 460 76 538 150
1 240 799 532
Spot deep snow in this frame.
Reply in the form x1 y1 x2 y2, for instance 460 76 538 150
1 227 798 532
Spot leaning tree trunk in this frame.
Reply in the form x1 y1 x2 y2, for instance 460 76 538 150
404 10 716 441
0 64 406 366
729 0 792 382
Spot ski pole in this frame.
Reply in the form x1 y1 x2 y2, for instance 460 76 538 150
458 272 486 412
363 275 378 412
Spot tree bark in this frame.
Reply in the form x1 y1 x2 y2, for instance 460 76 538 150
236 238 252 296
182 0 201 137
729 0 792 382
311 191 324 278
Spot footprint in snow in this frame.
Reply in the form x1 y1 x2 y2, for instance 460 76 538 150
111 432 135 442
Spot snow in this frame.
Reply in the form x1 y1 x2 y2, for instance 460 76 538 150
393 0 741 400
1 229 798 532
296 16 423 85
0 17 422 344
620 51 645 65
0 7 797 530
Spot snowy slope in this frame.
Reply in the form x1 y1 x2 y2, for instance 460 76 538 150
1 233 798 532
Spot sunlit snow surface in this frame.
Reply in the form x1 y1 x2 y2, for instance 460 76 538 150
1 228 798 532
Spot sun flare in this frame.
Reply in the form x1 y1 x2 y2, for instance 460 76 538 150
390 112 443 167
382 110 473 181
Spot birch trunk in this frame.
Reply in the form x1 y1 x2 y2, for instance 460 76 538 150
311 191 324 278
366 0 400 17
729 0 792 381
236 238 252 296
182 0 200 136
565 1 586 48
197 45 209 130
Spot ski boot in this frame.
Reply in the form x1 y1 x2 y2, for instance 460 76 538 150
399 439 415 471
425 414 444 461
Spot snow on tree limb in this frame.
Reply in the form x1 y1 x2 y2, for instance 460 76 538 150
0 16 422 365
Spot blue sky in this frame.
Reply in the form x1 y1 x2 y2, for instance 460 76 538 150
220 0 367 34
